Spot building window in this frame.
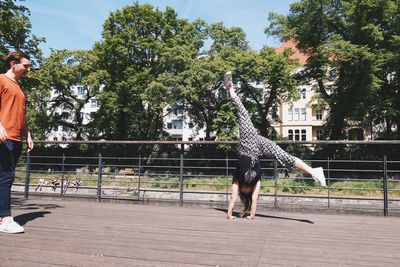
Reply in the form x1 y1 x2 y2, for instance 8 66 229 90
328 69 338 81
299 88 306 99
316 110 323 120
175 108 184 116
61 112 69 119
53 137 58 141
62 136 67 141
288 108 293 121
62 125 68 131
188 122 194 128
77 86 86 95
294 108 300 121
90 99 97 108
289 129 306 141
294 129 300 141
167 123 172 129
301 108 306 121
80 112 84 119
172 120 183 129
288 130 293 140
316 130 323 140
301 129 306 141
289 108 305 121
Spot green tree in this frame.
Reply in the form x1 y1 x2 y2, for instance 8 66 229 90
266 0 393 141
0 0 43 66
232 48 298 138
0 0 45 139
93 4 205 143
31 50 105 140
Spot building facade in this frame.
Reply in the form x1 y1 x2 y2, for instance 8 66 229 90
272 40 371 141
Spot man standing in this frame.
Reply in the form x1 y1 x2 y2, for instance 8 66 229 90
0 51 33 234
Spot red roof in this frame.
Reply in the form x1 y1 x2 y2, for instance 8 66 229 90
275 40 309 65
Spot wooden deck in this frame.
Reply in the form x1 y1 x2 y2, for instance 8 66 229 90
1 197 400 267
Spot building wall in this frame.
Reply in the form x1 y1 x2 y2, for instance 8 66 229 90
271 77 328 141
163 106 207 141
48 85 98 141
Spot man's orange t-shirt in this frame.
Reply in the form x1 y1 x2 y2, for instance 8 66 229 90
0 74 26 142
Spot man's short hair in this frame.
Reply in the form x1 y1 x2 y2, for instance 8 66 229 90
4 51 30 70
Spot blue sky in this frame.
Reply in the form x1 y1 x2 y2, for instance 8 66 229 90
23 0 295 57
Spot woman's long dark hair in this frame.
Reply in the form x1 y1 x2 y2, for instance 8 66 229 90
240 191 252 213
238 180 254 213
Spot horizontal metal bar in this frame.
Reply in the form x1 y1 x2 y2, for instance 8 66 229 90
32 140 400 145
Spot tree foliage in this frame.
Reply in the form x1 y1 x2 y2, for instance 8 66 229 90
29 50 106 140
0 0 45 139
0 0 43 67
92 4 205 143
266 0 400 140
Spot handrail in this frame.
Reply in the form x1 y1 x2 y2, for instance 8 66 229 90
32 140 400 145
13 140 400 216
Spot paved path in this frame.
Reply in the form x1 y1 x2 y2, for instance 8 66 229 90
1 197 400 266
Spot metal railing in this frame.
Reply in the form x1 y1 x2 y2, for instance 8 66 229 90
12 140 400 216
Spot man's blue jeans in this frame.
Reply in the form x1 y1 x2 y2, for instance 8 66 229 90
0 140 22 217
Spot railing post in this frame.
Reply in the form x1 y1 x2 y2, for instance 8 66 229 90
137 155 141 200
60 153 65 196
24 152 31 199
179 144 184 206
274 160 278 209
383 155 388 216
225 155 229 204
327 157 330 209
97 153 103 202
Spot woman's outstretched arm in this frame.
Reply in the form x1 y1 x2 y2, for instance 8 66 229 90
227 181 239 219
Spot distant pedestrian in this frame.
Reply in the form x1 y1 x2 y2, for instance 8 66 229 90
51 178 60 192
73 178 82 192
62 179 71 193
284 169 290 178
35 178 48 192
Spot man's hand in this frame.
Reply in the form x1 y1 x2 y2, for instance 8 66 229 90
0 125 8 143
26 131 34 152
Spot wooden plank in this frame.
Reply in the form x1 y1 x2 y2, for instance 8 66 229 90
0 197 399 266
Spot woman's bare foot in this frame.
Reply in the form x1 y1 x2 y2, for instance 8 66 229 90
226 214 237 220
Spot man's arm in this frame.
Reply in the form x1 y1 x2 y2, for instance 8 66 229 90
24 124 33 151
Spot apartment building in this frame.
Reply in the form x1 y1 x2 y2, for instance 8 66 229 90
47 85 207 142
163 106 207 141
272 40 371 141
48 85 98 142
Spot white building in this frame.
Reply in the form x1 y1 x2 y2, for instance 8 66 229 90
47 85 207 142
48 85 99 142
163 106 207 141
